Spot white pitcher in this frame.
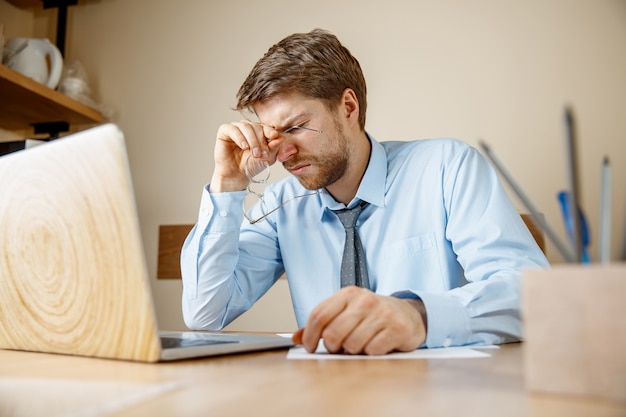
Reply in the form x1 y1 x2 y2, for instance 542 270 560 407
4 37 63 89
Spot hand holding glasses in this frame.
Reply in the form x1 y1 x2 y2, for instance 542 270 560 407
242 125 323 224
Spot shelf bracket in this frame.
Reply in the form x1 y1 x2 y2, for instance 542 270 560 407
42 0 79 56
33 121 69 139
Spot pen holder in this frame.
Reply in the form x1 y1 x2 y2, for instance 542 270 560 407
521 264 626 402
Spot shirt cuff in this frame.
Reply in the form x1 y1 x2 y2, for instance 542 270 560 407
197 184 246 233
392 290 471 348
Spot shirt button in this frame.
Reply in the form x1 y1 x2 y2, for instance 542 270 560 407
442 338 452 348
219 210 228 217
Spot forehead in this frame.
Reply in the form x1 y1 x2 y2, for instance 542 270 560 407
254 93 327 129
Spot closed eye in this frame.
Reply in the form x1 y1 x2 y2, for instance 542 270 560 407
282 125 323 134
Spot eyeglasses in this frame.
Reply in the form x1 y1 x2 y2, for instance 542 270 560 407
243 125 323 224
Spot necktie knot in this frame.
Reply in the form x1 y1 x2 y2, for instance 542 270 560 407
334 204 365 229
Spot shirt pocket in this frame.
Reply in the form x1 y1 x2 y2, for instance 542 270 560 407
373 232 445 293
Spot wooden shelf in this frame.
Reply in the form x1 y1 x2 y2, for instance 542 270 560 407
5 0 44 8
0 64 104 131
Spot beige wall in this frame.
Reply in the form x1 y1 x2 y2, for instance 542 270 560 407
2 0 625 332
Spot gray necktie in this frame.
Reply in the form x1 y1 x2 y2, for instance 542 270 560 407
333 201 369 288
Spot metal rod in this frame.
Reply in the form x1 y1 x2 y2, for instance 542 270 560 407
478 140 577 263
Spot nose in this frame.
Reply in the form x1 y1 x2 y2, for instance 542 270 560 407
276 140 297 163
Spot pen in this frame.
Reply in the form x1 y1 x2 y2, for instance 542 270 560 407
563 107 583 262
478 140 577 263
599 156 612 263
557 191 591 263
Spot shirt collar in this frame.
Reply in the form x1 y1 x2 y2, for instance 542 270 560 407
319 133 387 218
355 133 386 208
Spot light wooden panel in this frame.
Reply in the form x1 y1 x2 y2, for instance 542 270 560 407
523 265 626 402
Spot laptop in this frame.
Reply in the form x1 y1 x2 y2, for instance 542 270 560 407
0 123 293 362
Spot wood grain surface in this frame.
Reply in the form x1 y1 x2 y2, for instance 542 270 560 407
0 126 161 362
1 343 624 417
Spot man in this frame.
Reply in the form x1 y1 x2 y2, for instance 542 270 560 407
181 29 549 355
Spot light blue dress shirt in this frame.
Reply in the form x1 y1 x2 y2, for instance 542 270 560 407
181 136 549 348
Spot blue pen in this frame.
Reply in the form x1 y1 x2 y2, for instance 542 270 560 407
558 191 591 263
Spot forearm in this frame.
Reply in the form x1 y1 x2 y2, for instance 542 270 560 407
404 298 428 335
209 171 248 193
181 225 238 330
180 185 283 330
180 187 246 330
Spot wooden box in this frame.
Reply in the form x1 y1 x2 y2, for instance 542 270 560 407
522 264 626 402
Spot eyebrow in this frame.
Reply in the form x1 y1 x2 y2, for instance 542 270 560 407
264 113 310 133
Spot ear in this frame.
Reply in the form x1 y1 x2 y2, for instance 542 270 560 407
339 88 360 127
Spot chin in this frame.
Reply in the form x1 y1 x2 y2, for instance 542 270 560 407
296 176 323 191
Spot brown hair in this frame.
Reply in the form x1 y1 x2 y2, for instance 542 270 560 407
236 29 367 130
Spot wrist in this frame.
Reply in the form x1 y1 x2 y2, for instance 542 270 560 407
392 290 428 334
404 298 428 334
209 173 248 193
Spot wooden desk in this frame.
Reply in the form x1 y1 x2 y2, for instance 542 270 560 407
0 343 624 417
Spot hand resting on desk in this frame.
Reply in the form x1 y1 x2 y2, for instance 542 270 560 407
291 286 427 355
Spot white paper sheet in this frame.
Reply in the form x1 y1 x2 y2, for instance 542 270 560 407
287 343 495 360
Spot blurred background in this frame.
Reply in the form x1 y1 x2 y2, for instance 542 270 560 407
1 0 625 332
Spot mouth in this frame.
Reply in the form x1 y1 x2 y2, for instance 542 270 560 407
286 163 310 176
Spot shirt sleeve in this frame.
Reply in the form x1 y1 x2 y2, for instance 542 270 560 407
411 145 549 347
180 185 282 330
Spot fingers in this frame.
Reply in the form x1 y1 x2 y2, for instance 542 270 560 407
341 297 424 355
211 120 281 192
217 120 272 160
291 327 304 345
299 289 350 353
318 288 373 354
298 288 426 355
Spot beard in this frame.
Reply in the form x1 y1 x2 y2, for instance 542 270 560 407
283 119 350 190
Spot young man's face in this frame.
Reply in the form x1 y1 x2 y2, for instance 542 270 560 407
255 93 350 191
